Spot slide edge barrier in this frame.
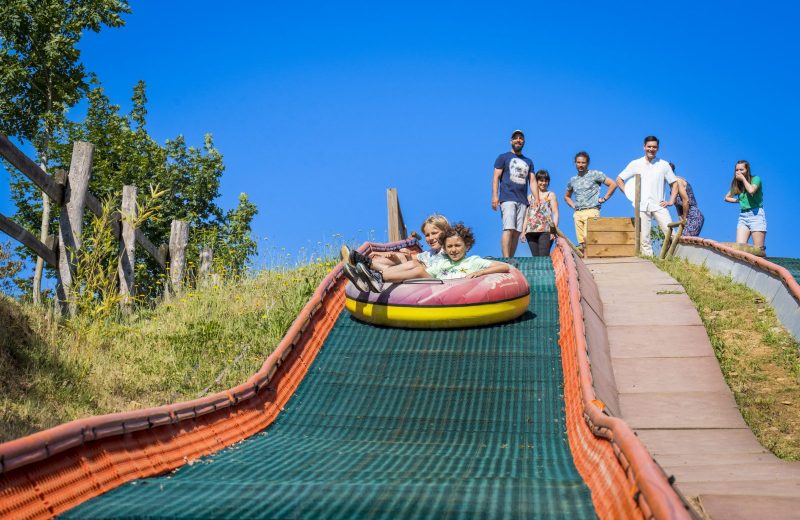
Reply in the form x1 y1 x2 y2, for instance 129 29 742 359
678 236 800 303
553 238 692 520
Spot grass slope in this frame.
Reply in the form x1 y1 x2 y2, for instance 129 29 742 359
654 257 800 460
0 261 334 443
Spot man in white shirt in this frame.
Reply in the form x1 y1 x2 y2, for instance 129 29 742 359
615 136 678 256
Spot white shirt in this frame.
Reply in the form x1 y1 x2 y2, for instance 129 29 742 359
618 156 677 212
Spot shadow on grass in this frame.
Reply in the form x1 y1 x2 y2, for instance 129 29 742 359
0 297 88 442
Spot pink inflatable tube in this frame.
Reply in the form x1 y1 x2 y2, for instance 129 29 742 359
344 267 531 329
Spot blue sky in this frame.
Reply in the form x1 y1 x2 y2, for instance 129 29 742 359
2 2 797 264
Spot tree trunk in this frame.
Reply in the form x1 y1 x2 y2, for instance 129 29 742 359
32 160 49 305
32 80 54 304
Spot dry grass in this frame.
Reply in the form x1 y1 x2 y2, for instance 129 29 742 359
0 260 335 442
654 257 800 460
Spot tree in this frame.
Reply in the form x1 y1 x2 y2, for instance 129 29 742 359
0 0 131 303
48 80 257 299
209 193 258 277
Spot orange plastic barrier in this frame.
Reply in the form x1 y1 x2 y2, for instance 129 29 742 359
552 239 692 520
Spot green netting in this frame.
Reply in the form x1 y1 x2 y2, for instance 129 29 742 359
768 257 800 285
64 258 597 519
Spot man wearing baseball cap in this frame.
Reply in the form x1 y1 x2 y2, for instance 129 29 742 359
492 129 539 257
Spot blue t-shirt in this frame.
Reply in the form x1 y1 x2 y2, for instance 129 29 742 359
494 152 533 205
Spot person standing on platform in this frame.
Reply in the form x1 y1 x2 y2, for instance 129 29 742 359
522 169 560 256
669 162 705 237
564 151 617 252
492 129 538 257
724 159 766 251
616 136 678 256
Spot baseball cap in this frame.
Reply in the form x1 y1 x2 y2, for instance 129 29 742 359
511 129 525 138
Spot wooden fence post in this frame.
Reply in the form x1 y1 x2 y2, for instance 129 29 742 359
387 188 407 242
169 220 189 294
56 142 94 315
198 246 213 285
118 185 137 310
633 174 641 256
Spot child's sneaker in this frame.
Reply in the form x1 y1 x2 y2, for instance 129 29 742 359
340 244 371 268
342 263 369 292
356 263 383 293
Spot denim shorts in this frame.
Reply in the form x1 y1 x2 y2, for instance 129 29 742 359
500 201 527 232
737 207 767 232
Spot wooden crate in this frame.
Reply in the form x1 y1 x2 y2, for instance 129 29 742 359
585 217 636 258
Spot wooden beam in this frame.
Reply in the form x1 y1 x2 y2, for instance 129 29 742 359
586 217 635 232
585 244 636 258
586 231 636 245
0 134 64 204
135 229 166 269
0 213 58 268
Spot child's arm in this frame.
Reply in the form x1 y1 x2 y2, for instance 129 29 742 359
465 260 510 279
724 191 738 203
369 251 413 263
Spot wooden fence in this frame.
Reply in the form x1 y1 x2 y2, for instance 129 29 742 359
0 133 202 312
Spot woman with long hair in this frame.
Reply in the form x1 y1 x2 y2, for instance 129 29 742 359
669 163 704 237
724 160 766 250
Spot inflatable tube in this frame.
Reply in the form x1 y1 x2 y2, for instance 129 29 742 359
344 267 530 329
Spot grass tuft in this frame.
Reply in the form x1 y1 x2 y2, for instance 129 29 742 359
0 259 336 442
654 257 800 460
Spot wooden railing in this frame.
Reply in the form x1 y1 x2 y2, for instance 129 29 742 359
0 133 197 312
659 220 686 259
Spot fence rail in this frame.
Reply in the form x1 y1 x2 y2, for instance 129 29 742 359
0 133 187 311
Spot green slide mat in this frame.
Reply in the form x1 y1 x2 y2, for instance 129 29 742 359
64 257 597 519
769 257 800 286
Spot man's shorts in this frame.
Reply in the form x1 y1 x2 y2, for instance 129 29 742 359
500 201 527 232
738 208 767 232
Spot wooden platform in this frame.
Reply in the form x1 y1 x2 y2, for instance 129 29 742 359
586 257 800 520
585 217 636 258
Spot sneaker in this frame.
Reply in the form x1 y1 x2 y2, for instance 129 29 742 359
340 244 371 268
357 262 384 293
342 263 369 292
340 244 351 264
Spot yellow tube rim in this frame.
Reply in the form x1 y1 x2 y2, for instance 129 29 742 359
345 294 531 329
